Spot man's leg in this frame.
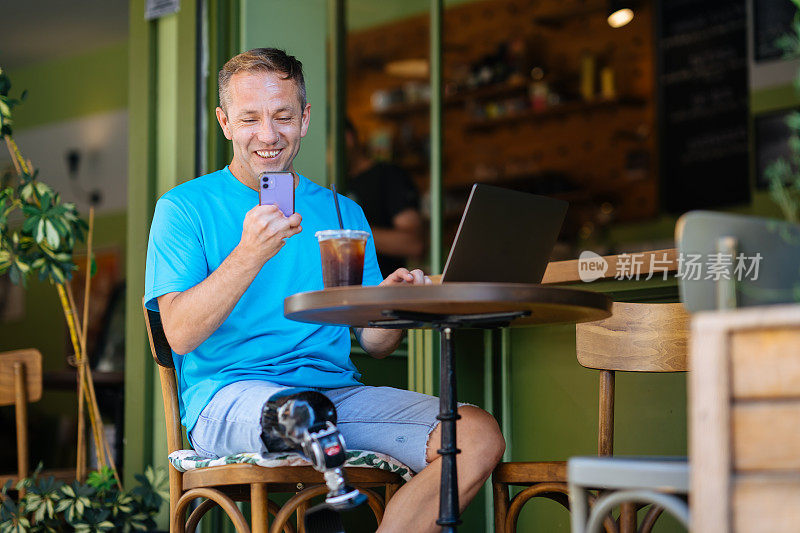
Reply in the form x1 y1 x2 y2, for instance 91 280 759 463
327 386 505 532
190 380 288 457
379 406 504 532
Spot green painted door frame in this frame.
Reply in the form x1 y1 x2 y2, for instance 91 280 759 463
124 0 200 488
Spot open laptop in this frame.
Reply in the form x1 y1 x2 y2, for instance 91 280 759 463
441 183 568 283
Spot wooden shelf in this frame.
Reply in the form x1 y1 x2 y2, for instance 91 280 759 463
372 80 528 118
448 79 529 103
465 97 646 131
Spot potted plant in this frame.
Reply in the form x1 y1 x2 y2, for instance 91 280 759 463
1 465 168 532
0 68 118 484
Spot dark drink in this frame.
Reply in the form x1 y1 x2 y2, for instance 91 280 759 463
316 230 369 288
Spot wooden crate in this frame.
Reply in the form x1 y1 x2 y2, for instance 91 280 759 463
690 305 800 532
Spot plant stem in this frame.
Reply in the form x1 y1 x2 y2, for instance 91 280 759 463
3 135 30 174
57 283 105 472
76 209 95 481
77 352 86 481
65 283 106 469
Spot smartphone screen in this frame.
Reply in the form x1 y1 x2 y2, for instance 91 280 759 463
258 172 295 217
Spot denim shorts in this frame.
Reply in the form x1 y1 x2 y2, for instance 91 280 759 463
189 380 444 473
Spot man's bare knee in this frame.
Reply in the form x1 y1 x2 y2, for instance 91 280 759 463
424 406 505 466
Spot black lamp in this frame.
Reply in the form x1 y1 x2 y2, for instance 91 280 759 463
607 0 634 28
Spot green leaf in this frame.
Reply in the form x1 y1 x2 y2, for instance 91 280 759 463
34 218 45 244
43 220 59 248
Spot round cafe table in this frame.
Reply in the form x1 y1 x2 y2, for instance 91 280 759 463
284 283 611 532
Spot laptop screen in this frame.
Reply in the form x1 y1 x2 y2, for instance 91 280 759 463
441 184 568 284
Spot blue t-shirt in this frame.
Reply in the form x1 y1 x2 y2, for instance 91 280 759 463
144 166 383 432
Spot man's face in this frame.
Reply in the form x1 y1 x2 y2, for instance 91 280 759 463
216 70 311 186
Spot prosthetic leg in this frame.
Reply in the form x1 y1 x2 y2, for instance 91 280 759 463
261 389 367 532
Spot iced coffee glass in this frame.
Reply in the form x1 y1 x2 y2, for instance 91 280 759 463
315 230 369 288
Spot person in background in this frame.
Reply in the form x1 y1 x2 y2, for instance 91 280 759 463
345 119 425 275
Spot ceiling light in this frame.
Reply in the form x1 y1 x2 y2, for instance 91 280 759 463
608 1 634 28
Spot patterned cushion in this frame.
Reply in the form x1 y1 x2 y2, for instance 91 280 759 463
168 449 413 482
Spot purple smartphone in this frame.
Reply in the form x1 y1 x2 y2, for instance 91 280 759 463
258 171 295 216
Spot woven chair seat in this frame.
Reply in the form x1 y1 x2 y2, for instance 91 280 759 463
168 449 413 481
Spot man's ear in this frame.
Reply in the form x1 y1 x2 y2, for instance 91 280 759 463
300 104 311 138
216 107 233 140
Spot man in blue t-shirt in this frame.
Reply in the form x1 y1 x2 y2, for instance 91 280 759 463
144 48 504 532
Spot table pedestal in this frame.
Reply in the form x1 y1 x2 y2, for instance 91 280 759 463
285 283 612 531
438 327 460 530
372 310 530 532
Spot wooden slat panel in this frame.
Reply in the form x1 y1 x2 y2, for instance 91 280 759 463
732 328 800 399
689 315 731 533
576 302 689 371
733 475 800 532
0 349 42 406
733 403 800 471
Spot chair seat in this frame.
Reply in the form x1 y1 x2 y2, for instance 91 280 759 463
567 456 689 493
168 449 413 482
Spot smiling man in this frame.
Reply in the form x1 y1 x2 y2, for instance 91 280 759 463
144 48 504 532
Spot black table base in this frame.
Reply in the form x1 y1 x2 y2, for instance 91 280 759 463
370 310 530 532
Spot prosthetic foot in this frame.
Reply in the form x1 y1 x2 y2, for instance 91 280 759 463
260 389 366 531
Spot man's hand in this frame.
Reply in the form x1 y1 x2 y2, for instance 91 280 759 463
379 267 432 287
355 268 431 358
237 204 303 269
158 205 302 355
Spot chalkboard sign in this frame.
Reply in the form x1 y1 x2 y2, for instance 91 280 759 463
657 0 750 212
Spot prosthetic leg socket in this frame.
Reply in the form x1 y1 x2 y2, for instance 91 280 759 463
260 389 367 531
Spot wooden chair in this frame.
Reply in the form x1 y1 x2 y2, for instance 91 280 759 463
0 349 76 490
143 301 404 533
492 301 689 533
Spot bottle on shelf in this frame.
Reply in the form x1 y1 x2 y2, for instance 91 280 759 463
580 52 596 102
600 65 615 100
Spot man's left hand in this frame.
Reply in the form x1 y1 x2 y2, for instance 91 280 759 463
380 268 432 286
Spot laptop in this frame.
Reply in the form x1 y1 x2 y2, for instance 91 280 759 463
441 184 568 284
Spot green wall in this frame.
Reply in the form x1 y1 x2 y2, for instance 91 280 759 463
5 41 128 131
241 0 329 185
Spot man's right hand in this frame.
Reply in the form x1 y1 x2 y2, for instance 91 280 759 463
158 204 302 355
237 204 302 268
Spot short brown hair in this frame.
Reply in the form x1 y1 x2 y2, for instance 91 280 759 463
218 48 306 111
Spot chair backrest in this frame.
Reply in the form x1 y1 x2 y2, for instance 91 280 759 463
676 210 800 312
0 349 42 481
0 349 42 406
576 302 689 372
142 299 183 454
